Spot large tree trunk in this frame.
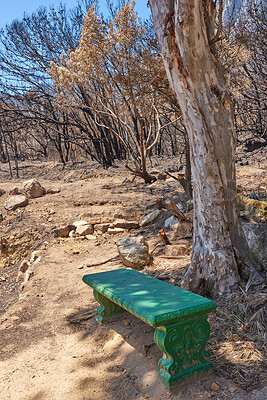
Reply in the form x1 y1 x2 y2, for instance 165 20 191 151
149 0 263 295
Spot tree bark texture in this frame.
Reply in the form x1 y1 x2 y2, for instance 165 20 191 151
149 0 262 295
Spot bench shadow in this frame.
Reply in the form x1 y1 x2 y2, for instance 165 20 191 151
66 303 266 399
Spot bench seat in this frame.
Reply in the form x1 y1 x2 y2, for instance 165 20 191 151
83 268 217 388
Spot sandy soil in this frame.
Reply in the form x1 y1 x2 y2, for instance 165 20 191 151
0 159 266 400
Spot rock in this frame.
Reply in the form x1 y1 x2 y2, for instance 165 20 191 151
157 172 167 180
242 222 267 264
116 236 149 268
94 223 110 234
30 251 41 263
52 225 74 238
19 260 30 272
9 187 19 195
107 227 124 234
140 210 162 227
69 230 77 237
0 188 5 197
46 188 61 194
3 195 29 211
85 234 97 240
111 219 139 229
16 260 30 282
166 177 176 183
211 382 220 391
0 214 3 222
72 220 89 228
171 221 193 241
23 178 46 199
76 224 94 236
165 244 190 256
164 216 179 230
19 257 41 291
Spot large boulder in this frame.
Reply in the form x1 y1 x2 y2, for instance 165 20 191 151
23 178 46 199
3 195 29 211
243 222 267 265
116 236 149 268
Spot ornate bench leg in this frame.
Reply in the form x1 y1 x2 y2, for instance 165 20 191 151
93 290 126 324
154 315 213 388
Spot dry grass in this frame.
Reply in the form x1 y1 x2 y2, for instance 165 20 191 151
209 288 267 390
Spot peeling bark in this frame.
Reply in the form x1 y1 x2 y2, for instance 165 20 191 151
149 0 264 295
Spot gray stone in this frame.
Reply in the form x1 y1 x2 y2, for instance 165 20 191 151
3 195 29 211
0 188 5 197
140 210 162 227
23 178 46 199
164 215 179 230
243 222 267 264
116 236 149 268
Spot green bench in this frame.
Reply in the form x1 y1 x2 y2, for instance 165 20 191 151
82 268 217 388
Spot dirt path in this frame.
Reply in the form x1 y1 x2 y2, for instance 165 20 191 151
0 161 266 400
0 239 266 400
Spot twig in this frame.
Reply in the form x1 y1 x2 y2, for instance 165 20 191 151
149 243 162 256
86 256 119 268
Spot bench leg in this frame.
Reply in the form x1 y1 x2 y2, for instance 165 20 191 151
93 290 126 324
154 315 213 388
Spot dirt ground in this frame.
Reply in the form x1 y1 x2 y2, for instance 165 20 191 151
0 158 266 400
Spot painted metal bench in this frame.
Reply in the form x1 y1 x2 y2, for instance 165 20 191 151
82 268 217 388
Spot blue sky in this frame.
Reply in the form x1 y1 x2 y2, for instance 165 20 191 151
0 0 151 29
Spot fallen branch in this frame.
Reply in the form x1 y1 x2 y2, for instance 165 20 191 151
149 243 162 256
86 256 119 268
